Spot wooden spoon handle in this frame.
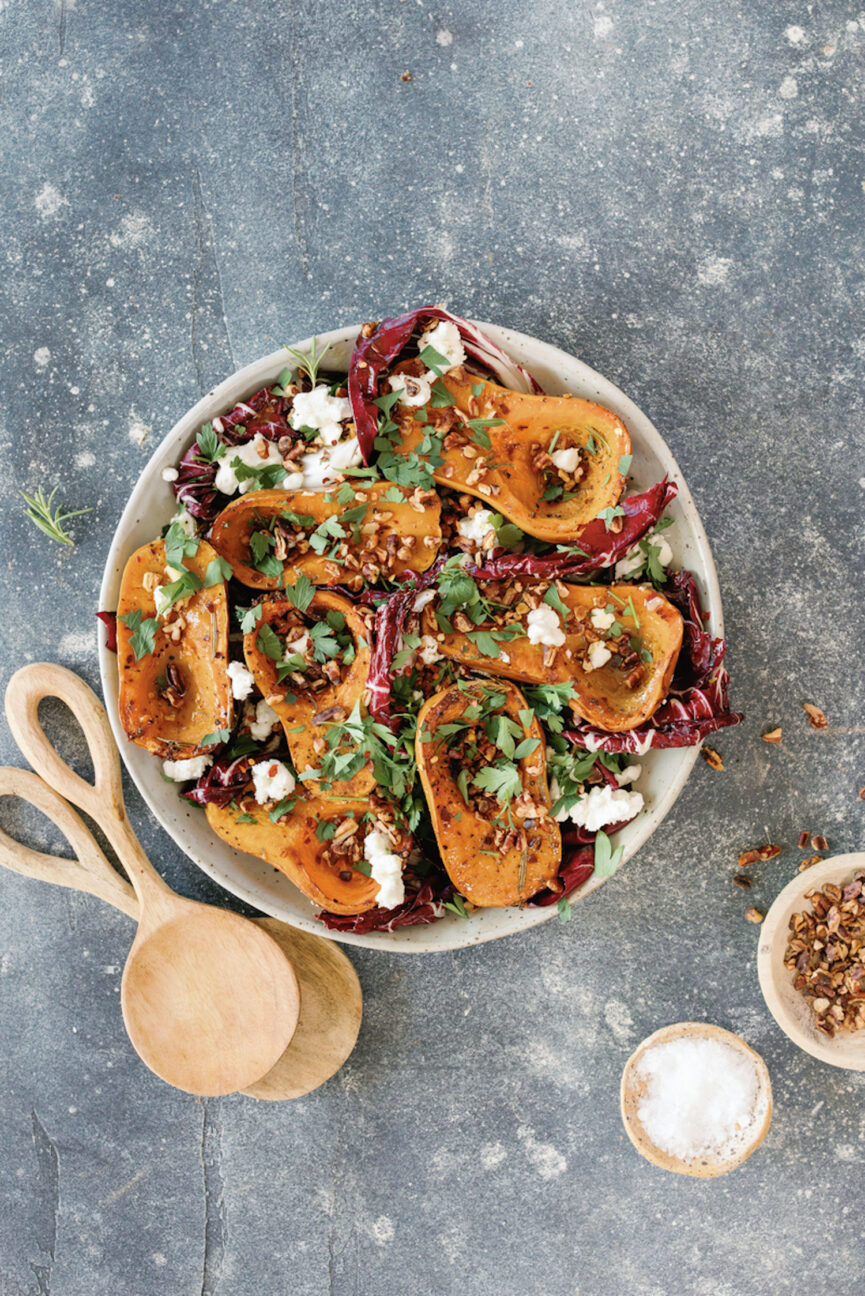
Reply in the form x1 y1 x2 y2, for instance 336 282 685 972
0 766 139 918
4 663 170 903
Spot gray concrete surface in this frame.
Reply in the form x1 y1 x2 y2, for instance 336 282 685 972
1 2 864 1293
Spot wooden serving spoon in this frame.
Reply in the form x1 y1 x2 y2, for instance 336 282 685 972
0 663 351 1098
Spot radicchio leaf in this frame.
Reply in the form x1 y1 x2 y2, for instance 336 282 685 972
348 306 542 463
96 610 117 652
529 845 595 907
664 568 725 690
182 755 255 807
470 478 678 581
173 440 221 521
318 878 450 933
366 559 448 730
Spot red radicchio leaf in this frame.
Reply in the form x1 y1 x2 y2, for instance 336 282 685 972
173 440 221 521
182 755 255 807
348 306 542 464
96 611 117 652
317 879 450 933
366 558 449 730
529 845 595 907
664 568 726 690
470 478 678 581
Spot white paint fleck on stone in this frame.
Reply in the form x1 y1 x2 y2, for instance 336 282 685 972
110 211 156 249
594 14 614 39
59 630 95 659
35 183 65 219
34 347 51 368
697 255 733 286
128 413 151 445
779 76 798 99
517 1126 567 1179
785 25 806 45
480 1141 507 1170
371 1215 395 1245
75 451 96 468
435 28 453 46
604 998 635 1044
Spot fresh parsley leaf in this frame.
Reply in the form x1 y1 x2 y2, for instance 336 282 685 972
284 573 315 613
429 379 456 408
201 729 232 747
236 604 263 634
315 820 336 842
618 453 633 475
417 343 451 374
257 623 283 661
557 897 572 923
230 457 288 491
196 423 225 462
309 514 346 555
542 584 570 626
456 768 471 806
593 829 624 879
381 485 405 503
596 505 626 531
164 519 199 568
513 737 540 760
157 567 203 615
269 796 297 823
444 894 470 919
472 761 523 805
119 609 159 661
203 556 233 586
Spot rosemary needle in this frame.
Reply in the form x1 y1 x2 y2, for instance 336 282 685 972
20 485 92 546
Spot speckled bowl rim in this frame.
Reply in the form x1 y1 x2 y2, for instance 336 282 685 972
757 852 865 1070
98 320 724 953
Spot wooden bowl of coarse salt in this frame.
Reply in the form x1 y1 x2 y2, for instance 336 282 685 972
620 1022 773 1177
757 852 865 1071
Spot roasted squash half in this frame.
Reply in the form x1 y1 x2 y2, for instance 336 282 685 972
420 582 682 733
206 794 411 915
415 680 560 907
208 482 442 590
242 591 374 797
391 367 631 543
117 539 232 757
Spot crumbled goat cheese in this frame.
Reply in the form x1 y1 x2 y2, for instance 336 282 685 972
289 385 352 447
555 782 644 830
615 529 674 579
161 466 179 482
616 763 642 786
388 371 432 408
526 604 566 648
584 640 613 671
413 589 436 613
227 661 255 700
418 320 466 373
214 434 283 496
590 607 616 632
550 446 581 474
417 634 443 665
251 758 295 804
364 828 405 909
285 631 310 656
174 506 197 537
162 755 212 781
457 508 496 545
299 436 363 490
249 700 280 742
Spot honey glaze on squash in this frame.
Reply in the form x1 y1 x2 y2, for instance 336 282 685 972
117 539 232 757
415 680 560 907
420 581 682 733
242 590 375 797
207 482 442 590
206 794 411 915
391 367 631 543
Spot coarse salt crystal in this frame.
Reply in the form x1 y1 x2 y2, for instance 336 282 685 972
634 1036 768 1162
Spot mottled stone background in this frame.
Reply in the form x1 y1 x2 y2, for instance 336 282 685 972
0 2 863 1293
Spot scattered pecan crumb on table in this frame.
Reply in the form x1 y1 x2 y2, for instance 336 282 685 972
803 703 828 730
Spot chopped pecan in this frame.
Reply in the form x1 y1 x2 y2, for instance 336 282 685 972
803 702 828 730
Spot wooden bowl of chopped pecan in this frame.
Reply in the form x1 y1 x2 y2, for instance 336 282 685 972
758 853 865 1070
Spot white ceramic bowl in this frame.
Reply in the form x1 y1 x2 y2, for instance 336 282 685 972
98 321 724 953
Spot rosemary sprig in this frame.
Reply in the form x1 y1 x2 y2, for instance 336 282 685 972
282 335 332 388
20 486 92 546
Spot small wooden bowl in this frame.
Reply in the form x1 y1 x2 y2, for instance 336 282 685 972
620 1022 773 1177
757 851 865 1072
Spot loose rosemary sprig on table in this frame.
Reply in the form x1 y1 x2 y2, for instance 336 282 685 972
20 485 92 546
